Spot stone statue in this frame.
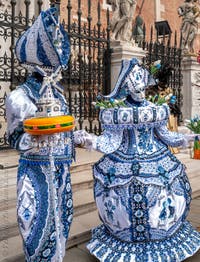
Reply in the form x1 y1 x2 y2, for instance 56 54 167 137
108 0 137 42
178 0 200 55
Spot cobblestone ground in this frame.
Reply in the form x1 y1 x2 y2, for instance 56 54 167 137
64 196 200 262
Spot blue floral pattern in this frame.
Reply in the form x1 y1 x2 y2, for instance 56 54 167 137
104 200 116 221
138 127 154 152
87 58 200 261
7 74 74 261
88 222 200 262
89 104 200 261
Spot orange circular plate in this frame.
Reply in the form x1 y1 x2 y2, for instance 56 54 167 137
23 115 75 135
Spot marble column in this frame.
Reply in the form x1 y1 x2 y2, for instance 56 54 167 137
110 41 146 89
181 56 200 120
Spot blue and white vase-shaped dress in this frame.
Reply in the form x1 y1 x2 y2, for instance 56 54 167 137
6 73 74 262
87 59 200 261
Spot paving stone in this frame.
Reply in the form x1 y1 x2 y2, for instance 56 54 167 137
69 210 100 239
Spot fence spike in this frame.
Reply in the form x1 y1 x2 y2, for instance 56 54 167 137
87 0 92 23
67 0 72 33
174 30 177 47
167 33 171 47
150 26 153 43
97 1 101 28
37 0 43 13
106 8 110 43
24 0 31 27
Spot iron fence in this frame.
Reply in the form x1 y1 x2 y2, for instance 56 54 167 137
0 0 44 148
0 1 182 149
0 0 111 148
142 26 183 123
61 0 111 133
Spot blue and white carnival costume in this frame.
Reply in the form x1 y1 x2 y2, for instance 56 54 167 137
77 59 200 261
6 9 74 261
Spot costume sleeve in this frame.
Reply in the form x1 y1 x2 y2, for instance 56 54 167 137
155 124 185 147
74 128 124 154
92 127 124 154
6 88 37 151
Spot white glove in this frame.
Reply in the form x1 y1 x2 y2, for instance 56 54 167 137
74 130 95 150
182 134 200 148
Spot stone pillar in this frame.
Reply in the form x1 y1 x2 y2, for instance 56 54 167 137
181 56 200 120
110 41 146 89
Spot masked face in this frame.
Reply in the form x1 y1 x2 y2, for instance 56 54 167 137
128 83 146 102
126 65 148 102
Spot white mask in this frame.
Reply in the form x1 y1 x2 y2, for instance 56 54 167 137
126 65 148 102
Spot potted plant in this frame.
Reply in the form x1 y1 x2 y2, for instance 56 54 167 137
186 116 200 159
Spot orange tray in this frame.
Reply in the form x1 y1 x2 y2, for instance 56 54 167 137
23 115 75 135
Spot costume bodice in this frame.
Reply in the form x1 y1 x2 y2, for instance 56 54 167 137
99 100 169 127
6 76 74 158
96 100 171 154
118 126 164 156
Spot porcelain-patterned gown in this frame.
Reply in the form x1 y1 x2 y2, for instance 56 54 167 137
87 99 200 262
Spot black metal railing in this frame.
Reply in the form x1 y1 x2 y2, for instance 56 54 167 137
0 0 36 148
0 1 183 148
61 0 111 133
0 0 111 148
142 26 183 123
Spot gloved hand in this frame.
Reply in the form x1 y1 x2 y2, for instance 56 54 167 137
182 133 200 148
74 130 95 150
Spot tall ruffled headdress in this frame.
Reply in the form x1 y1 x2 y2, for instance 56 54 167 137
15 7 70 71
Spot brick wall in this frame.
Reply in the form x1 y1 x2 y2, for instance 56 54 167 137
60 0 199 53
60 0 109 27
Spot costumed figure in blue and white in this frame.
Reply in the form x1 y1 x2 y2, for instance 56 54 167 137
6 8 74 262
74 58 200 261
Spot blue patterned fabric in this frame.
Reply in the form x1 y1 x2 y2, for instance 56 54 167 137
87 222 200 262
17 155 73 261
87 59 200 261
99 103 169 126
15 8 70 70
6 75 74 261
6 8 74 261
